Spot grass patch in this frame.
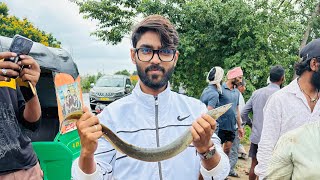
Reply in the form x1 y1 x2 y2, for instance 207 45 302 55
240 125 251 145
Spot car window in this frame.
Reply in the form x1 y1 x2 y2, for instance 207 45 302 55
95 77 124 87
126 78 131 85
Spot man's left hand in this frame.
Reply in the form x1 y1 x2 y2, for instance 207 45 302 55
18 55 40 87
191 114 216 153
238 127 244 139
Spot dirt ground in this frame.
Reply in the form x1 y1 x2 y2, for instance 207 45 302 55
229 144 251 180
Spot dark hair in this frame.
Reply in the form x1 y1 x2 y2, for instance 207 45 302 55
131 15 179 49
269 65 285 82
207 67 216 81
294 59 314 76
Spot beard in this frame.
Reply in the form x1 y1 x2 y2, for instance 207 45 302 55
232 79 238 86
137 63 175 90
311 69 320 89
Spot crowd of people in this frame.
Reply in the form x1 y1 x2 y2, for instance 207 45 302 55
1 14 320 180
199 37 320 179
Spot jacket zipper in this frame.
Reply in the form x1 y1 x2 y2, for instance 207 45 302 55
155 96 163 180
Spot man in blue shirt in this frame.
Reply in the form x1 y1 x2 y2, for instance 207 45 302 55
200 66 224 110
229 78 247 178
217 67 244 156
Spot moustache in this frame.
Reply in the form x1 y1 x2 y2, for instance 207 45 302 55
145 64 165 73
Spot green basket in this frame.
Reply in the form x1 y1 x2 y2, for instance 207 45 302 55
32 130 81 180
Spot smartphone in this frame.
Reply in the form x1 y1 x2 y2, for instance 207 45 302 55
5 35 35 100
5 35 33 63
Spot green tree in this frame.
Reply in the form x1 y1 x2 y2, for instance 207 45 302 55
115 69 131 76
75 0 319 98
97 71 105 80
81 74 96 92
0 2 9 16
81 71 106 92
0 2 61 47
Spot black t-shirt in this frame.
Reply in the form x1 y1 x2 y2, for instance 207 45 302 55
0 81 38 175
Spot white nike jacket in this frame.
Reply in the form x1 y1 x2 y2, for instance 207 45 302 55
72 83 230 180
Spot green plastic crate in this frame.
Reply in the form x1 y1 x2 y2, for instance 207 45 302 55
32 130 81 180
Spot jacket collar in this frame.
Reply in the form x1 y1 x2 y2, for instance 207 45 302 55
132 81 172 110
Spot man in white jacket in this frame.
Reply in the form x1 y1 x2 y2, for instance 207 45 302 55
72 15 229 180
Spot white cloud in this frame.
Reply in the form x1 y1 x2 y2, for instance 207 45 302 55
2 0 135 75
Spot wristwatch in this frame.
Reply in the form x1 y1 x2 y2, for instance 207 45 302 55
198 145 216 160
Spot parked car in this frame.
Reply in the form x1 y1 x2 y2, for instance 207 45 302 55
89 75 132 110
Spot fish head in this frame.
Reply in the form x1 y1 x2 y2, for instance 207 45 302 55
207 103 232 119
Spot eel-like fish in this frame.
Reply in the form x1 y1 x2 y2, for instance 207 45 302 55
65 103 232 162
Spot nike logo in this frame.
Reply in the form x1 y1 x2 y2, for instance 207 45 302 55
177 115 190 121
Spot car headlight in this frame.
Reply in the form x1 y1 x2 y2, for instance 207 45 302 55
89 89 96 96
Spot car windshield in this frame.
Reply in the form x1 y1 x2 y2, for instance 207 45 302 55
95 77 124 87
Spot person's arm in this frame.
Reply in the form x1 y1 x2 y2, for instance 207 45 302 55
207 91 219 110
191 110 229 179
19 55 41 122
200 133 230 179
0 52 41 123
15 85 40 131
23 95 41 122
72 107 116 180
236 106 244 138
266 133 293 180
207 105 214 110
255 94 282 179
72 137 117 180
241 97 253 127
236 92 244 138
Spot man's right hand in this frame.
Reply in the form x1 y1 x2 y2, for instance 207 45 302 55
77 106 103 157
77 107 103 174
0 52 20 81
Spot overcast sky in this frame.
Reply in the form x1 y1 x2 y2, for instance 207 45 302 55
2 0 136 76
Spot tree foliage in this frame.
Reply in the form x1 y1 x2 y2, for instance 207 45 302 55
81 72 105 92
0 2 61 47
115 69 131 76
0 2 9 16
75 0 320 98
81 74 97 92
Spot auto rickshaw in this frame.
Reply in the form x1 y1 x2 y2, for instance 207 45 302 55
0 35 83 180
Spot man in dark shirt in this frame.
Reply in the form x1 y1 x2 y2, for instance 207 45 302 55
0 52 42 179
200 66 224 110
228 78 247 178
217 67 244 156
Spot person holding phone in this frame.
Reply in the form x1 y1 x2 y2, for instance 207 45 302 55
0 52 42 179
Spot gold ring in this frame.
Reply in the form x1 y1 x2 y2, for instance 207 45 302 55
0 58 4 62
94 125 98 131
